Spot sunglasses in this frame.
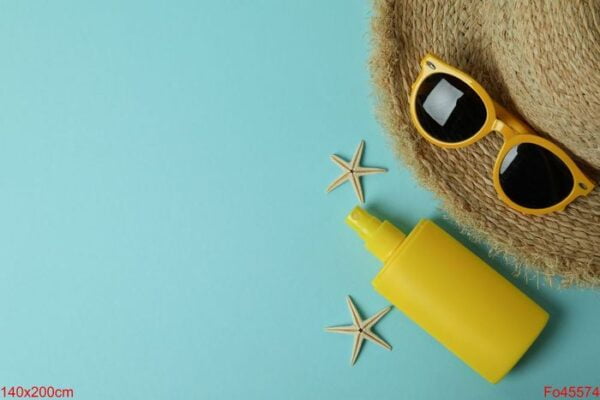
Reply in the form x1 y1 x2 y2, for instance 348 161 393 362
409 54 595 215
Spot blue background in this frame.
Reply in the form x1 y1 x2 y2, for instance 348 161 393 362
0 1 598 399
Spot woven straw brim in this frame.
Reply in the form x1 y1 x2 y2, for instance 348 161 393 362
370 0 600 286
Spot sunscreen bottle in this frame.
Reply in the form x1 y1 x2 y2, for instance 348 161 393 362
346 206 548 383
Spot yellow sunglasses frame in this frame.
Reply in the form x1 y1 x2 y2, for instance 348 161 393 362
409 54 595 215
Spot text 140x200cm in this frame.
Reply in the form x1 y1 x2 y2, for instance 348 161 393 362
0 386 74 398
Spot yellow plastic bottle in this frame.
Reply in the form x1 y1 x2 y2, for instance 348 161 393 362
346 206 549 383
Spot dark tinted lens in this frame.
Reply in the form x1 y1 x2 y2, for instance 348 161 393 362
499 143 574 209
415 73 487 143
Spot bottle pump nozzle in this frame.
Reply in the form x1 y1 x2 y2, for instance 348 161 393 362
345 206 406 262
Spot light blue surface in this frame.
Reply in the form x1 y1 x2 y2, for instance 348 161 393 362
0 1 598 399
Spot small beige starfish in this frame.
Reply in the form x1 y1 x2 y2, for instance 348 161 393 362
326 296 392 365
326 140 387 203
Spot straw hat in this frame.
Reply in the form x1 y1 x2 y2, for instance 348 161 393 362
370 0 600 286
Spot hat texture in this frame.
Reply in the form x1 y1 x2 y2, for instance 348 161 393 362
370 0 600 286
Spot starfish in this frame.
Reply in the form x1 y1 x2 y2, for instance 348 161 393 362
326 140 387 203
326 296 392 365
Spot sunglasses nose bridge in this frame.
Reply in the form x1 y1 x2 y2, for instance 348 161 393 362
492 119 517 141
493 101 536 136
